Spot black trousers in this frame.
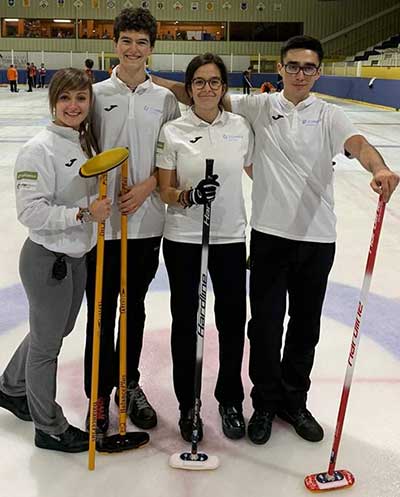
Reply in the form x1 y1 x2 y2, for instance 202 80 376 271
163 239 246 412
9 81 17 92
247 230 335 411
84 237 161 398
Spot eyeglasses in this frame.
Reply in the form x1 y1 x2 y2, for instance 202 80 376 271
284 63 319 76
191 77 223 90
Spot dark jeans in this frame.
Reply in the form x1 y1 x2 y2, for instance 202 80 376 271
84 237 161 398
248 230 335 412
243 84 251 95
163 239 246 412
10 81 17 92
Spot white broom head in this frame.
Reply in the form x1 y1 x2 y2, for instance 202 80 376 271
169 451 219 471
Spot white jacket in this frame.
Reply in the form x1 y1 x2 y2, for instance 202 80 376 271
15 123 97 257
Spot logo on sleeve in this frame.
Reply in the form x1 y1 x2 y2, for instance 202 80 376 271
189 136 203 143
16 171 38 181
65 158 77 168
16 171 38 191
157 140 165 151
272 114 284 121
104 104 118 112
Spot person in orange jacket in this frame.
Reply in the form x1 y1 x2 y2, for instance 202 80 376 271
7 64 18 93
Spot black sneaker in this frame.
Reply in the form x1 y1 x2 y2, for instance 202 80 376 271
277 407 324 442
247 409 275 445
219 405 245 440
115 381 157 429
179 408 203 443
35 425 89 453
0 389 32 422
85 396 110 434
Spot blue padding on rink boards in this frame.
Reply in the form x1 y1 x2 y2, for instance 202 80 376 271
313 75 400 109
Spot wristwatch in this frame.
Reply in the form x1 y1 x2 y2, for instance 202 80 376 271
77 207 93 223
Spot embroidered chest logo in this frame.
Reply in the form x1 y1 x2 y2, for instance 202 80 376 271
65 158 77 168
190 136 203 143
104 104 118 112
272 114 284 121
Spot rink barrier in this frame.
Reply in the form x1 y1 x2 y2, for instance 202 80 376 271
1 70 398 109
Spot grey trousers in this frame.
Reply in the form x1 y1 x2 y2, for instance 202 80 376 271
0 238 87 434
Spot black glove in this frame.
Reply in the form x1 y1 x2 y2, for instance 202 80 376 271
189 174 220 206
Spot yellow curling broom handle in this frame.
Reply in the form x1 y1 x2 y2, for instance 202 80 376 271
88 172 108 471
119 159 128 436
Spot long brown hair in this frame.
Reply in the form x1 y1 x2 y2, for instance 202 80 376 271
48 68 99 157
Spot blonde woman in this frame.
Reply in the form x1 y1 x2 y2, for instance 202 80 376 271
0 68 111 453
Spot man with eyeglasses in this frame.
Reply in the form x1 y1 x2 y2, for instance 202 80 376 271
226 35 399 446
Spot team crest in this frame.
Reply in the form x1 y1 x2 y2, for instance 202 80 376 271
39 0 49 7
8 0 16 6
222 1 231 8
206 1 214 11
240 2 248 11
141 1 150 8
191 1 199 11
106 0 116 8
256 2 265 11
73 0 83 7
156 1 164 9
173 1 183 10
123 0 134 7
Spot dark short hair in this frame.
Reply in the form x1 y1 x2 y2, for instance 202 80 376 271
184 53 228 103
85 58 94 69
113 7 157 47
281 35 324 65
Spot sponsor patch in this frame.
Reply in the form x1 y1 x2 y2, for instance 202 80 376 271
144 105 163 116
302 119 321 126
16 171 38 181
157 140 165 150
222 134 242 142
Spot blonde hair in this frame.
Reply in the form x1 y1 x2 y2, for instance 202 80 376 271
48 68 99 157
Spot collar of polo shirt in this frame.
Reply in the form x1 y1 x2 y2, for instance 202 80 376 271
188 107 228 127
278 91 316 111
111 67 152 94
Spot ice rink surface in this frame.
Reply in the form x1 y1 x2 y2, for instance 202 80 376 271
0 87 399 497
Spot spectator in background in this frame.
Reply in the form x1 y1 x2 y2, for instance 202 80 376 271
39 63 47 88
260 81 276 94
26 63 34 92
242 70 252 95
84 58 95 83
32 64 38 88
7 64 18 93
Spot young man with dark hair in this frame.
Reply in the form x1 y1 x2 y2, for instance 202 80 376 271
228 35 399 445
84 7 180 435
152 35 399 446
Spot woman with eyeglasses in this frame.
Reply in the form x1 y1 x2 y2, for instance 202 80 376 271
156 53 254 443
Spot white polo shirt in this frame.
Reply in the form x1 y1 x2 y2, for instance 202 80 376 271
92 67 180 240
156 108 254 244
231 92 359 243
15 123 97 258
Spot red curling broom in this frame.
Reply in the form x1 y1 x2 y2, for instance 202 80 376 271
305 195 386 492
